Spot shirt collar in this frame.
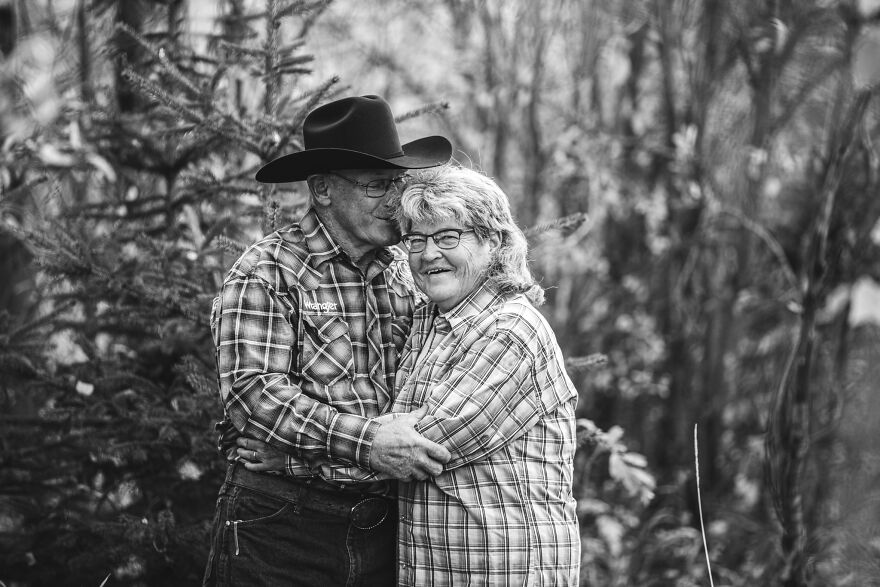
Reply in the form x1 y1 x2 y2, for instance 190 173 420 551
438 281 502 330
300 207 395 272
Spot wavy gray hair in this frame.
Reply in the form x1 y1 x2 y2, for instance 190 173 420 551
396 165 544 305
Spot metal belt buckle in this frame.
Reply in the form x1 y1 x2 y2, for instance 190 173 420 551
350 497 388 530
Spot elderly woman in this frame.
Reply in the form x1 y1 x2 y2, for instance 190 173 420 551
391 165 579 585
241 165 580 585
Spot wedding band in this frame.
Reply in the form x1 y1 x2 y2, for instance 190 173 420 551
252 450 257 460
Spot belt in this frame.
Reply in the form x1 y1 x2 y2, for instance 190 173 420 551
225 464 394 530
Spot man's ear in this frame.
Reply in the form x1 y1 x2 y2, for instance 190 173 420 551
487 231 502 251
307 174 331 206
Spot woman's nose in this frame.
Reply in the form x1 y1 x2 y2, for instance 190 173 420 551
420 238 443 259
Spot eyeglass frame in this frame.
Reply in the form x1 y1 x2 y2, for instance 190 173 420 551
400 228 477 253
327 171 409 198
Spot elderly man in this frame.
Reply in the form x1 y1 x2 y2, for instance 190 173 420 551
203 95 453 587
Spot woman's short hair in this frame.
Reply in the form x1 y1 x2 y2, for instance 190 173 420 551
397 164 544 305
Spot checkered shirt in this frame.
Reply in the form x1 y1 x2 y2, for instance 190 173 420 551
212 208 419 484
393 285 581 586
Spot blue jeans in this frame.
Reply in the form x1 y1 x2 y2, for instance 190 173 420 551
203 465 397 587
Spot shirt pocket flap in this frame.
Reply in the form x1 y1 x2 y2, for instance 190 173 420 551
302 312 349 343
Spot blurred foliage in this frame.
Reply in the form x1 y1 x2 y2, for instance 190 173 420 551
2 0 880 585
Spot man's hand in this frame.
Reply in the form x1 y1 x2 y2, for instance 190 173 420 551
236 437 287 472
369 405 452 480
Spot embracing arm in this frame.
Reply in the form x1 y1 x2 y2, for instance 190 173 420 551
218 272 449 478
217 273 378 469
413 329 543 470
237 406 449 481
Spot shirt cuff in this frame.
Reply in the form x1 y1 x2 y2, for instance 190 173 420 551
326 412 381 469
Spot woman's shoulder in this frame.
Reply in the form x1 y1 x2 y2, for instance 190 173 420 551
490 294 558 346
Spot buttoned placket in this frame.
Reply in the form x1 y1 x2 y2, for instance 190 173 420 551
363 261 393 410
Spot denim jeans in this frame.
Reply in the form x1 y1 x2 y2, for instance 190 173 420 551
203 466 397 587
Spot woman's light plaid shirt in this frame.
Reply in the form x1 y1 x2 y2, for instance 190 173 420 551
211 208 419 482
393 286 581 586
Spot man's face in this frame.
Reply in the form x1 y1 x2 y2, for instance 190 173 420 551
321 169 406 254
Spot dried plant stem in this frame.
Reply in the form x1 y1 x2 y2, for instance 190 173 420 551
695 424 715 587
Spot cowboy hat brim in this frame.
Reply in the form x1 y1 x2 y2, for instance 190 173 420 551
255 136 452 183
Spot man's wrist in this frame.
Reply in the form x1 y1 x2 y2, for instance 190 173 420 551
326 412 381 469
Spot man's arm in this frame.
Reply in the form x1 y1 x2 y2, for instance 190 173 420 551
217 271 448 477
237 406 450 481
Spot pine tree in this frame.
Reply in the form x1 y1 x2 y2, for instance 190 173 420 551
0 2 660 584
0 0 341 583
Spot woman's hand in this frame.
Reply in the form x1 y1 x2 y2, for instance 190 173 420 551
236 437 287 472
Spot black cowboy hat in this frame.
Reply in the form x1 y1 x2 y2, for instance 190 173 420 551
255 95 452 183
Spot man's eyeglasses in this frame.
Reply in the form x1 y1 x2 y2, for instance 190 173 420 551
401 229 476 253
329 172 408 198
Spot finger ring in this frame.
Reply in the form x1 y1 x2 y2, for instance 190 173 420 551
252 450 257 460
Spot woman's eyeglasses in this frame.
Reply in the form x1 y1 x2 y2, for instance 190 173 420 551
401 229 476 253
329 172 408 198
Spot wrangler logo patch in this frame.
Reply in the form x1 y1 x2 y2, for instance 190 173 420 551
304 300 338 312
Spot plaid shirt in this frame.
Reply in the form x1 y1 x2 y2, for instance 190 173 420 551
393 285 581 586
211 208 419 485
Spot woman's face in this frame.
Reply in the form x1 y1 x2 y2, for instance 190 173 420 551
405 220 499 312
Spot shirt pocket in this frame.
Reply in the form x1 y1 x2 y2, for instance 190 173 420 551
300 312 354 385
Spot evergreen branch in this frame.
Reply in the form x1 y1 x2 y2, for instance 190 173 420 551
116 22 203 98
93 374 164 395
264 66 313 78
8 299 77 339
0 175 49 202
0 352 40 377
276 41 309 60
395 101 450 124
208 64 229 96
176 355 215 396
0 415 118 427
275 54 315 70
564 353 608 373
298 75 341 119
217 39 267 59
120 66 203 125
213 234 248 256
199 113 263 153
523 212 590 238
277 0 312 19
297 0 333 36
200 218 234 251
121 66 261 153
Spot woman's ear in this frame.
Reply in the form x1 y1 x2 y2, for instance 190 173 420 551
307 174 331 206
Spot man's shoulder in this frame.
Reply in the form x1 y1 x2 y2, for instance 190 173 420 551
224 224 310 286
490 295 552 347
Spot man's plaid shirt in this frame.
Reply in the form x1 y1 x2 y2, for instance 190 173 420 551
392 285 581 586
211 208 419 483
